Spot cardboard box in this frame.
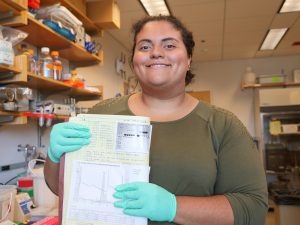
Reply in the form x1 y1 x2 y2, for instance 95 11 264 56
258 75 286 84
281 124 300 133
87 0 120 29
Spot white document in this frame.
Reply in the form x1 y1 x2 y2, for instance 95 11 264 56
62 114 152 225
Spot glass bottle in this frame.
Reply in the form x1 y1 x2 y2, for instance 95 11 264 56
23 49 36 74
51 51 63 80
38 47 53 79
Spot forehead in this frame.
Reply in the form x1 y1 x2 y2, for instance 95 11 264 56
136 21 182 41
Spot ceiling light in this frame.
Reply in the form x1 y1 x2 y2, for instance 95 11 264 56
139 0 171 16
280 0 300 13
260 28 288 50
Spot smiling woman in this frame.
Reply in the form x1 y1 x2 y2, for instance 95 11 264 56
132 22 190 99
44 15 268 225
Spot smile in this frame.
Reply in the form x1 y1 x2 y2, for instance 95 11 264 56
146 63 171 68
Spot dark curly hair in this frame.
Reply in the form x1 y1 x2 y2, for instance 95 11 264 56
131 15 195 85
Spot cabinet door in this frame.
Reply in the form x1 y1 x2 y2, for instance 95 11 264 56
187 91 210 103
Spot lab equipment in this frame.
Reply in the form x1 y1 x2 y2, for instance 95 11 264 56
14 193 33 223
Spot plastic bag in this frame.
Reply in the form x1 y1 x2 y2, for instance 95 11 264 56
0 26 28 65
0 25 28 46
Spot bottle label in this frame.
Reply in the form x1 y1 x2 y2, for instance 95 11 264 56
46 64 53 69
53 65 63 71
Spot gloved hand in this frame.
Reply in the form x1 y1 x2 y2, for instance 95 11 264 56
48 122 91 163
113 182 176 222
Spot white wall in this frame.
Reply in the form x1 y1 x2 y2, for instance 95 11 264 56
76 32 134 109
187 55 300 136
0 123 38 184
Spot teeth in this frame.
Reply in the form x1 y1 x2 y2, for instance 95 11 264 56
147 64 170 67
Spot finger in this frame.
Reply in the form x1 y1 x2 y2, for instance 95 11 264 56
124 199 143 209
114 200 127 208
123 190 140 199
62 122 90 131
115 182 139 192
57 137 90 147
58 129 91 138
113 191 125 199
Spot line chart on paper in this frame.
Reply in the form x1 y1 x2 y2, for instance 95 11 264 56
67 160 149 224
73 162 123 204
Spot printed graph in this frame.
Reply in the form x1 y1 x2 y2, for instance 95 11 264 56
73 162 123 204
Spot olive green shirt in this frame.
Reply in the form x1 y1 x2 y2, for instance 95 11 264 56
88 95 268 225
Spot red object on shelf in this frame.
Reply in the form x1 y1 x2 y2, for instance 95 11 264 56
22 112 55 119
18 177 33 188
28 0 40 10
63 79 84 88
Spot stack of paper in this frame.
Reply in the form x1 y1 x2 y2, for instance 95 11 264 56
62 114 152 225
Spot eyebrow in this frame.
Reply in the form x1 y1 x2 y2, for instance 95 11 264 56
136 37 179 45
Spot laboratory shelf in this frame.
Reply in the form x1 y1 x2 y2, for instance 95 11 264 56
0 64 21 75
41 0 100 34
12 72 103 97
17 16 102 64
241 82 300 90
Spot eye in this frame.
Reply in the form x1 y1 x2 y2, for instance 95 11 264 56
140 45 150 50
137 43 152 51
164 44 176 49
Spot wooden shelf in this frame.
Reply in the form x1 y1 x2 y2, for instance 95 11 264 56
17 17 102 64
2 0 27 11
14 73 103 97
41 0 100 34
0 1 21 18
0 64 21 74
0 111 67 124
0 111 27 125
0 111 22 116
277 132 300 136
241 82 300 90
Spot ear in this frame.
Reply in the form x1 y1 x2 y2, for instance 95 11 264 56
187 57 192 69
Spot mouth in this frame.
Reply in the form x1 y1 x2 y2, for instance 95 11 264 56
145 63 172 68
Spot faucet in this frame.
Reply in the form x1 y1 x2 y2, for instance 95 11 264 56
18 144 37 166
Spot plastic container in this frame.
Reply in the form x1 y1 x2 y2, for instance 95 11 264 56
31 167 58 209
0 185 17 221
17 176 34 198
243 66 256 85
63 69 84 88
27 159 58 209
38 47 53 79
51 51 63 80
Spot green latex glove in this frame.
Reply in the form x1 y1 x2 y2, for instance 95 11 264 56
113 182 176 222
48 122 91 163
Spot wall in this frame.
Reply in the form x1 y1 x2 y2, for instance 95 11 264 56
76 32 134 109
187 54 300 136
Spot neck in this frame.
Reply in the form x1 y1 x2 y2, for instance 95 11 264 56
128 92 198 122
140 92 186 113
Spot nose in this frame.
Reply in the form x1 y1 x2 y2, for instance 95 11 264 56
150 46 164 59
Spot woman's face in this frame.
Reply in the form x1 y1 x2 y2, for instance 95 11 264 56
133 21 191 92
